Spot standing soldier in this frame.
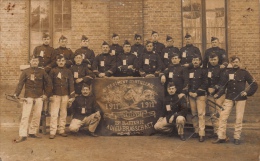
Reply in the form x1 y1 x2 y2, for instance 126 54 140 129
180 34 202 68
131 34 145 58
74 35 95 69
138 41 163 77
92 41 117 78
54 35 74 68
70 53 95 95
69 84 101 137
13 56 52 143
117 40 138 77
213 56 258 145
207 53 226 138
188 55 208 142
161 35 180 69
161 53 188 96
110 33 124 57
154 82 188 141
49 55 75 139
32 33 55 134
151 30 165 58
203 37 228 69
33 33 56 73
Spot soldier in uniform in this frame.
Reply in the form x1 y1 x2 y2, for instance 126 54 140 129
70 53 95 95
213 56 258 145
74 35 95 69
161 53 188 96
54 35 74 68
131 34 145 58
33 33 56 73
49 55 75 139
32 33 55 133
117 40 138 77
161 35 180 69
206 53 226 138
13 56 52 143
110 33 124 57
180 34 202 68
69 84 101 137
138 41 163 77
203 37 228 69
151 30 165 58
188 55 208 142
92 41 117 78
154 82 188 141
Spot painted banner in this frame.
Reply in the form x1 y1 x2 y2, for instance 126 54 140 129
93 77 164 136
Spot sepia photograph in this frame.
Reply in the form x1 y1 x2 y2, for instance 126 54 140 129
0 0 259 161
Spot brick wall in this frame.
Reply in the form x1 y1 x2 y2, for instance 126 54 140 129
227 0 260 122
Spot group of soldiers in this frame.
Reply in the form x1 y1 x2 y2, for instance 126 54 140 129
13 31 258 146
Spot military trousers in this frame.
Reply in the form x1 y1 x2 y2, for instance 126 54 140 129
218 99 246 140
69 112 101 133
19 97 43 137
49 95 69 135
154 116 186 135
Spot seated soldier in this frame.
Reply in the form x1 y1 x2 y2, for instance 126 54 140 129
69 84 101 137
70 52 95 95
154 82 188 141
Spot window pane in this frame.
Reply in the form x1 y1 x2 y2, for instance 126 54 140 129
182 0 202 47
206 0 226 50
30 0 50 55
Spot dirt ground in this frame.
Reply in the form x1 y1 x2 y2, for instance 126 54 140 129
0 126 259 161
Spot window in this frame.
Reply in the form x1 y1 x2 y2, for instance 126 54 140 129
29 0 72 56
182 0 227 55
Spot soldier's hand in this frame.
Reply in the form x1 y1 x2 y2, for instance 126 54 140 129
240 91 247 96
158 117 164 122
13 94 18 99
183 64 189 67
128 65 133 69
213 94 219 99
42 95 47 101
161 75 166 84
76 78 83 83
87 64 91 69
94 111 101 118
220 64 226 69
68 98 75 106
146 74 155 78
98 73 106 78
178 93 185 99
208 88 215 94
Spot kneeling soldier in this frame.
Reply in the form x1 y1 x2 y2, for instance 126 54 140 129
69 84 101 137
154 82 188 141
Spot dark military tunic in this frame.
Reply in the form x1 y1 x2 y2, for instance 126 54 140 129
117 53 138 77
110 44 124 57
138 51 163 77
180 44 202 67
162 64 189 94
188 67 208 96
217 68 258 101
207 65 225 95
49 67 75 98
70 64 95 94
203 47 228 68
131 44 145 58
74 47 95 67
161 46 180 68
70 95 100 121
54 47 74 68
92 53 117 77
153 41 165 57
160 95 188 123
33 44 56 73
14 67 52 98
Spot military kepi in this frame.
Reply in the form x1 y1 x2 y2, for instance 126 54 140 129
102 41 109 46
59 35 67 41
81 35 88 41
166 35 173 41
